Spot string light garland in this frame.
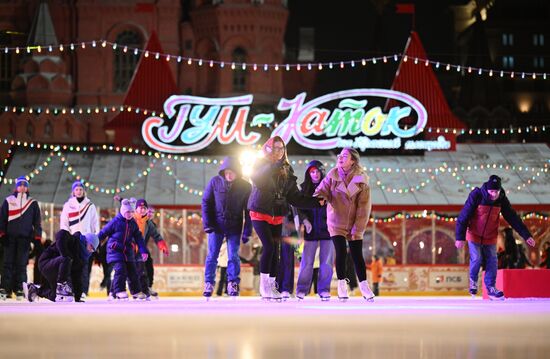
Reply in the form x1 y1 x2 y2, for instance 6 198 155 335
2 40 548 79
370 211 549 224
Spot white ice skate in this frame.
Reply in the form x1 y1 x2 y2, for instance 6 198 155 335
359 280 375 302
296 292 305 301
337 279 350 302
114 291 129 301
319 291 331 302
15 290 24 301
132 292 147 300
22 282 39 302
259 273 272 301
269 277 283 302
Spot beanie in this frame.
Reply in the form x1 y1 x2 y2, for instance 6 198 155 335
487 175 502 190
72 181 85 192
136 198 148 208
15 176 29 188
120 198 135 217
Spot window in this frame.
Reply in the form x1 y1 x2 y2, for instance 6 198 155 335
232 48 247 92
113 30 142 92
44 121 53 138
502 33 514 46
533 34 544 46
534 57 545 68
502 56 514 69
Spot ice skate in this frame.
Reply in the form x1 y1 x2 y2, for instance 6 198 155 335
281 291 290 301
115 291 129 301
79 293 87 302
359 280 375 302
296 292 305 301
469 278 478 298
269 277 283 302
203 282 214 301
319 291 331 302
107 292 116 302
337 279 350 302
132 292 147 300
259 273 272 301
148 287 159 300
15 290 24 301
55 282 74 302
0 288 8 301
22 282 39 302
487 286 505 301
227 281 239 298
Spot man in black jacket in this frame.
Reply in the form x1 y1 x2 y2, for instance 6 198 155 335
202 156 252 298
23 230 98 302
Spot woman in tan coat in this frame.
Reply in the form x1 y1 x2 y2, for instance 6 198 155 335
314 147 375 302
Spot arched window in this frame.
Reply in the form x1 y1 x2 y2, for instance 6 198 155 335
44 120 53 138
232 48 247 92
113 30 142 92
26 121 34 138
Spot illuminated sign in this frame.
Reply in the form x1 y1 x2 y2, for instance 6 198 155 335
142 89 447 153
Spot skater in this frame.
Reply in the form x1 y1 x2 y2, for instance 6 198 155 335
23 230 99 302
59 181 99 301
202 156 252 298
131 199 169 299
296 160 334 301
0 176 42 300
248 136 323 301
277 210 297 300
455 175 536 300
367 255 384 296
313 148 375 302
98 199 149 300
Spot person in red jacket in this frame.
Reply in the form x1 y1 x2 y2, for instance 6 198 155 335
455 175 535 300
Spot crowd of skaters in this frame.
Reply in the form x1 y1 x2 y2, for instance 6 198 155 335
0 136 544 302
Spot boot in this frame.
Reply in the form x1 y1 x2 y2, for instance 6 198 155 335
227 281 239 297
259 273 272 300
56 282 74 302
359 280 375 302
203 282 214 298
469 278 478 297
269 277 282 302
487 286 505 301
23 282 39 302
337 279 349 301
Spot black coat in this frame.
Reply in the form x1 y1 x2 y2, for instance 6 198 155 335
298 160 330 241
202 157 252 237
248 158 320 217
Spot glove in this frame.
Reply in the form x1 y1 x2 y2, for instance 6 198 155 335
157 240 169 256
0 231 5 238
141 252 149 261
34 235 42 243
303 219 312 234
455 240 465 249
242 236 250 244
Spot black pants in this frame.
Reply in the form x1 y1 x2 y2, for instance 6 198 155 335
110 261 140 295
332 236 366 282
276 241 295 293
0 236 31 293
145 251 154 287
252 220 282 277
373 282 380 296
37 256 66 302
216 266 227 296
127 261 150 296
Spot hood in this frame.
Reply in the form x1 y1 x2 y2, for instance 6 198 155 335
300 160 326 193
219 156 242 177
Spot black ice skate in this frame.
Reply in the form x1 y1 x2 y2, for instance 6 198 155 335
22 282 39 302
0 288 10 301
203 282 214 301
227 282 239 297
15 290 25 301
132 292 147 300
487 286 505 301
148 287 159 300
469 278 478 297
56 282 74 302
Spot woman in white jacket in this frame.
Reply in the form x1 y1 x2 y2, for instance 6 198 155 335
59 181 99 300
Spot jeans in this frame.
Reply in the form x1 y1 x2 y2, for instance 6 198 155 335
204 233 241 284
296 240 334 295
469 242 497 288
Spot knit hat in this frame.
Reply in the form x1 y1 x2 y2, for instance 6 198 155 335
72 181 85 192
487 175 502 190
82 233 99 251
136 198 148 208
120 198 135 217
15 176 29 188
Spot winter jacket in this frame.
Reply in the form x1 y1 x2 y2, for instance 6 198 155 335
133 213 164 247
456 182 532 245
202 157 252 237
38 232 85 300
0 192 42 239
313 167 371 240
298 161 330 241
60 196 99 236
248 158 320 217
368 258 384 284
98 213 147 263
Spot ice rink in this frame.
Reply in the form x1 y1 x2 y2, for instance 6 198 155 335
1 296 550 358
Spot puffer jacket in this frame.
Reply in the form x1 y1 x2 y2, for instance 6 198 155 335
98 213 147 263
202 156 252 236
0 192 42 239
313 167 371 240
299 160 330 241
456 182 532 245
60 196 99 236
